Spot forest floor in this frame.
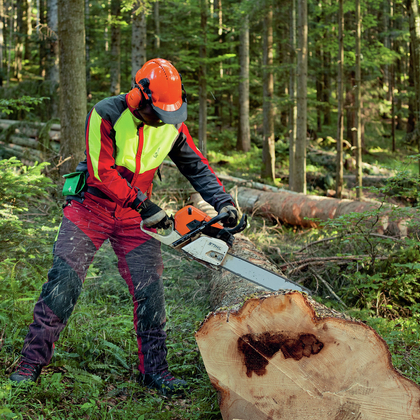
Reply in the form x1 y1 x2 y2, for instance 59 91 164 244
1 130 420 419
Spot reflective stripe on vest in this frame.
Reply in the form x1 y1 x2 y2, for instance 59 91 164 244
90 108 179 178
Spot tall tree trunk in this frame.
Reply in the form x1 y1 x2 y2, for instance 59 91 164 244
85 0 90 95
153 0 160 52
24 0 31 60
323 49 331 125
39 0 47 77
315 8 322 133
236 13 250 152
198 0 207 157
407 43 417 134
0 0 4 78
383 0 391 100
336 0 344 198
261 1 275 182
131 0 146 81
294 0 307 193
46 0 59 117
110 0 121 96
390 2 396 152
217 0 223 79
345 73 356 146
289 0 297 191
57 0 87 175
407 0 420 173
6 0 13 86
355 0 362 199
15 0 23 80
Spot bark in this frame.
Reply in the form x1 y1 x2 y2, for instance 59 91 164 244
407 0 420 173
24 0 32 61
198 0 207 157
195 211 420 420
110 0 121 96
131 0 146 80
261 1 275 182
288 0 297 190
236 13 250 152
322 49 331 126
6 0 13 85
46 0 59 117
294 0 307 193
355 0 363 199
85 0 90 93
383 0 391 100
57 0 86 174
15 0 23 80
236 186 416 237
38 0 46 77
345 74 356 146
217 0 223 79
0 0 3 77
336 0 344 198
153 0 160 51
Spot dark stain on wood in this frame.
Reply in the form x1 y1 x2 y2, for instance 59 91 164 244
334 401 362 420
237 331 324 377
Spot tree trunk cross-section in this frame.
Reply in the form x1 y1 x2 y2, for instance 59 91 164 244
195 238 420 420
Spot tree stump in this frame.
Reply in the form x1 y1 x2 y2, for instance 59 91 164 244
195 237 420 420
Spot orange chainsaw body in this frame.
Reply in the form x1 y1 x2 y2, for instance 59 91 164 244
174 206 223 236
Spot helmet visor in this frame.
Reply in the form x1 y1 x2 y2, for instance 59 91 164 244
151 101 187 125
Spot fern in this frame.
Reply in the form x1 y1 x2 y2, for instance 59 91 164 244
64 365 103 385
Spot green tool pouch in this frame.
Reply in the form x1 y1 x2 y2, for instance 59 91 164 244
62 172 86 196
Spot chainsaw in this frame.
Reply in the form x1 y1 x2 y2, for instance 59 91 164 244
141 205 307 293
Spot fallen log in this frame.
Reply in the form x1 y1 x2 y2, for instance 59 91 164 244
195 234 420 420
236 186 417 237
163 160 292 193
0 119 61 164
0 118 61 135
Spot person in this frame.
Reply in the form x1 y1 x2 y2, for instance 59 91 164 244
9 58 238 396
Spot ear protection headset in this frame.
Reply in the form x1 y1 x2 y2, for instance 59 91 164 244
127 76 187 111
127 79 149 110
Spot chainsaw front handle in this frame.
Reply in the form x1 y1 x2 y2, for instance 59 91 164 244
140 219 182 245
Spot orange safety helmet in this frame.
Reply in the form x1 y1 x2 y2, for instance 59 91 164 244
127 58 187 124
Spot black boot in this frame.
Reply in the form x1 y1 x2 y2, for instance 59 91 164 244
9 361 42 383
139 370 188 396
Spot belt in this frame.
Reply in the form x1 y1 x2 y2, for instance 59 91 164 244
86 186 114 201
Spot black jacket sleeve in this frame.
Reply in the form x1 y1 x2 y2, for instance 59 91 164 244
168 124 235 212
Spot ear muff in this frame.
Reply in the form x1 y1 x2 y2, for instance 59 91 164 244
127 79 154 110
127 85 143 109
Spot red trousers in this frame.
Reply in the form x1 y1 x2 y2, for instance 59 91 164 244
22 193 167 374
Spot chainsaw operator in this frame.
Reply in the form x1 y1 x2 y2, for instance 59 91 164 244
9 58 238 396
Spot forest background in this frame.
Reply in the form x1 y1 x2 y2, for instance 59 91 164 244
0 0 420 419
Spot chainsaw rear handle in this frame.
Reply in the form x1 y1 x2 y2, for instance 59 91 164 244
224 213 247 234
204 211 247 233
171 211 246 248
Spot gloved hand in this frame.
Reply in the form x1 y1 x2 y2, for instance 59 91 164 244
218 205 238 228
137 199 171 229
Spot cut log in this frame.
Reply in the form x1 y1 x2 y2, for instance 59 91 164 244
163 160 292 193
195 236 420 420
0 118 61 133
236 186 418 237
191 195 420 419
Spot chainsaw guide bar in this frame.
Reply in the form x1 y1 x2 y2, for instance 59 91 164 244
141 205 307 293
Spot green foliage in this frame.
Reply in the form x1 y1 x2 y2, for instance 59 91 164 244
0 158 59 326
0 81 55 121
0 97 48 116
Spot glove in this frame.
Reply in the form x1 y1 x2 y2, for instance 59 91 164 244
218 205 238 228
137 199 171 229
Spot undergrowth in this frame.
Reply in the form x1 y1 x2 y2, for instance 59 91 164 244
1 156 420 419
